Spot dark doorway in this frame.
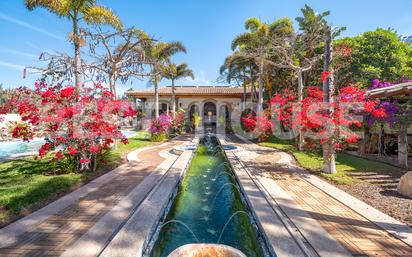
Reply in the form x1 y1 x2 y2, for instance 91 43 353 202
203 102 216 133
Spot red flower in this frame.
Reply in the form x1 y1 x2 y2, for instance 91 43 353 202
321 71 331 82
38 142 52 158
53 151 64 160
67 146 78 156
121 137 129 144
60 87 75 98
0 82 139 171
80 158 90 164
89 145 100 153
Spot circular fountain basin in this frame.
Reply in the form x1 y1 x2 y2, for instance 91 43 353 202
167 244 247 257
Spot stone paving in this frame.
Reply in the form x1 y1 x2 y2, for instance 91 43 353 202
226 135 412 257
0 138 188 257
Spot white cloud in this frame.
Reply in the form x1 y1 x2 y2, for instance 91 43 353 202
0 48 38 59
0 12 65 41
25 42 55 55
0 60 25 70
180 70 211 86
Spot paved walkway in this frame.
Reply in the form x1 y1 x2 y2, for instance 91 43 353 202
226 135 412 257
0 137 189 257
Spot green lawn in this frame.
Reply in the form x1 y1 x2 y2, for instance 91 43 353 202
259 136 402 184
0 131 151 226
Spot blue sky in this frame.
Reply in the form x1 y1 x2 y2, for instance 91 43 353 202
1 0 412 95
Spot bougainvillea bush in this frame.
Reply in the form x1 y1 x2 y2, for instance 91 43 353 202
169 109 187 135
270 85 386 150
0 82 137 172
148 114 171 142
241 114 273 142
367 79 412 127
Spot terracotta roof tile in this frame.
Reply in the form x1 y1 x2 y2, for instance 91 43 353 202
126 86 250 97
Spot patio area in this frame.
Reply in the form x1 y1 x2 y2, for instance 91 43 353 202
0 134 410 257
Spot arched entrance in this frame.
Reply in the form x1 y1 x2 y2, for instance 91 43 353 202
203 102 217 133
188 103 199 132
218 104 232 133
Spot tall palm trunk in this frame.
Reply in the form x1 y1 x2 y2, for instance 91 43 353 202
171 78 176 118
250 68 254 103
72 14 82 90
297 68 304 151
242 80 246 111
258 61 264 115
154 78 159 118
322 28 336 174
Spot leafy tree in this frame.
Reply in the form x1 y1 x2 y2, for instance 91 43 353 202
162 63 194 117
336 28 412 87
25 0 123 90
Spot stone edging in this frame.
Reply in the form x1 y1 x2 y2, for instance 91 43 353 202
127 142 169 162
237 135 412 248
0 143 169 248
61 145 181 257
99 149 194 257
220 137 351 257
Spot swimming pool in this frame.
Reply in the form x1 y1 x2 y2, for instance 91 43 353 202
0 130 138 159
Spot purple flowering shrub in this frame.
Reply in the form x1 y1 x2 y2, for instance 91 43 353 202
368 79 410 128
149 114 171 141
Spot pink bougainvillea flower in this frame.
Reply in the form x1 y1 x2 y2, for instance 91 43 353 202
80 158 90 164
53 151 64 161
321 71 331 82
89 145 100 153
67 146 78 156
121 137 129 144
60 87 75 98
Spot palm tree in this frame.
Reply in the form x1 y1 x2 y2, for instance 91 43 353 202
220 53 254 109
162 63 194 117
144 41 186 118
230 18 266 114
25 0 123 90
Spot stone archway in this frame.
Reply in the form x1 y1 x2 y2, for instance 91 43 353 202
218 104 232 133
188 103 200 132
203 101 217 133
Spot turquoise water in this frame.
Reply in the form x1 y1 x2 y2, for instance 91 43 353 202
0 130 137 159
150 135 266 257
0 138 45 159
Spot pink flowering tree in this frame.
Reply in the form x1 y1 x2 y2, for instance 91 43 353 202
270 85 386 150
0 82 137 172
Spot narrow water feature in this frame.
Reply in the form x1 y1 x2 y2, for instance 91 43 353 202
149 135 266 257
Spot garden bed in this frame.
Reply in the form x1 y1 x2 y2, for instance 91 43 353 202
259 136 412 227
0 132 152 227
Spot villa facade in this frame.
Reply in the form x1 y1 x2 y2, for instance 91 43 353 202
126 86 252 132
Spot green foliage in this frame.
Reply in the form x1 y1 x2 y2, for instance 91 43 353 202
0 157 83 223
336 28 412 86
150 132 167 142
25 0 123 30
259 136 402 185
0 131 151 224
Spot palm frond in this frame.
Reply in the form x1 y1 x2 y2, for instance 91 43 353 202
245 17 262 32
25 0 70 17
231 33 255 50
157 41 186 59
83 5 123 31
